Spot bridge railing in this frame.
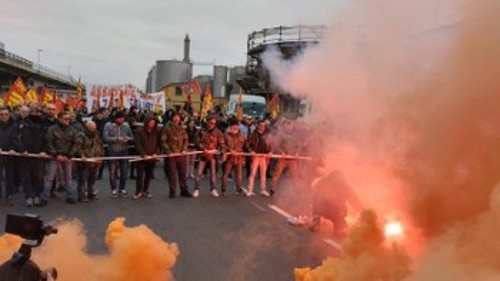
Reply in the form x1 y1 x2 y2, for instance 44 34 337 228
0 48 76 86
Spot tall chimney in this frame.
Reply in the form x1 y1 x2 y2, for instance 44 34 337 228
183 34 190 63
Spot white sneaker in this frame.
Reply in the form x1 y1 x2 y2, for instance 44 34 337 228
260 190 270 197
193 189 200 198
246 191 256 197
210 189 219 197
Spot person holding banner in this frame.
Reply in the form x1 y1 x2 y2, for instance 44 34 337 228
245 119 272 197
103 111 134 197
161 112 192 199
133 116 159 199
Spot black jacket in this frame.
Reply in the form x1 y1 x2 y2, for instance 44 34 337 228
46 121 79 157
11 116 46 153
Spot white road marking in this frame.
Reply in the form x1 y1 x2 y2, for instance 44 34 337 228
268 204 343 251
268 204 293 218
250 201 267 212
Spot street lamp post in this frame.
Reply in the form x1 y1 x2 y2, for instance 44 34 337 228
37 49 43 71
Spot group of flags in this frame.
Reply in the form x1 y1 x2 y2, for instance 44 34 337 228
181 78 281 121
182 78 213 120
2 76 83 113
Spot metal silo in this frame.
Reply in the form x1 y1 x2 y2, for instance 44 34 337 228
212 65 228 98
155 60 192 92
228 66 246 96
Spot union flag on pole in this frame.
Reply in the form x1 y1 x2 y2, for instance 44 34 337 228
25 88 39 104
40 87 54 107
4 76 27 107
200 83 213 120
268 93 280 119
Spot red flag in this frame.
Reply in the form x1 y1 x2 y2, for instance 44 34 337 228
4 76 27 106
54 97 65 114
267 93 280 111
66 95 77 109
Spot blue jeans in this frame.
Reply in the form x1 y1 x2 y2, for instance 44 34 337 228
108 150 128 191
42 160 75 200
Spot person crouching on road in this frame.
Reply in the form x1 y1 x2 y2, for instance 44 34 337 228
221 119 246 196
161 112 192 198
133 116 159 199
78 121 104 202
40 111 79 206
103 111 133 197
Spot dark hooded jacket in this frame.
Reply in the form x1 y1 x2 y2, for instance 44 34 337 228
11 115 46 153
135 117 159 157
160 120 188 154
0 117 16 151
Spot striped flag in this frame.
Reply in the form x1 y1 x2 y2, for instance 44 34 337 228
201 83 213 120
4 76 27 107
236 88 244 121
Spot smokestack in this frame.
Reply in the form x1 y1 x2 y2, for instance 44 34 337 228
183 34 190 63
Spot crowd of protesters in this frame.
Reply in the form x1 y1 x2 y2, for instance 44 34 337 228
0 102 325 207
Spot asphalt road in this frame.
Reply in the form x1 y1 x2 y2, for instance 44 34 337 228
0 168 341 281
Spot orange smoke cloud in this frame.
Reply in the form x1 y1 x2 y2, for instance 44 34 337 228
295 210 411 281
264 0 500 279
0 218 179 281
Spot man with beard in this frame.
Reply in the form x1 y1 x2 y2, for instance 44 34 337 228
133 116 159 199
221 119 246 196
103 111 133 197
10 105 49 206
0 106 16 205
78 121 104 202
40 111 79 206
161 112 192 198
193 115 225 198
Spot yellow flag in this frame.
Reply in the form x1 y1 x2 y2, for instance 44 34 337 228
25 88 39 103
201 83 213 120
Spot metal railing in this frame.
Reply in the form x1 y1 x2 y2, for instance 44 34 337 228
0 48 76 86
247 25 327 51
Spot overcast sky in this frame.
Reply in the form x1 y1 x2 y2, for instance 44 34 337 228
0 0 343 90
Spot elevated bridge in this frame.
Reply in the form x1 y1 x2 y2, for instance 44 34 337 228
0 48 76 91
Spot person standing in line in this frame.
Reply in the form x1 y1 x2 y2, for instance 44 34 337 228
40 111 79 206
133 116 159 199
245 119 272 197
193 115 225 198
220 119 246 196
185 118 199 179
0 106 17 205
161 112 192 198
103 111 133 197
10 105 48 206
269 119 301 196
78 121 104 202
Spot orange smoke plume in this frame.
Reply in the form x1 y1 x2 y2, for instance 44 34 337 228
0 217 179 281
295 210 411 281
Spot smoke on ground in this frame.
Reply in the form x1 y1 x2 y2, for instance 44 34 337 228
0 217 179 281
262 0 500 280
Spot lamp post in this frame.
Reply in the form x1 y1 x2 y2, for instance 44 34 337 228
37 49 43 71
